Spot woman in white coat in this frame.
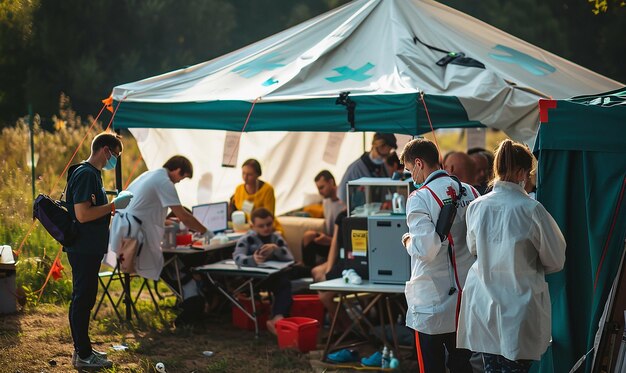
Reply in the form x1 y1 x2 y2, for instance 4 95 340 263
457 140 566 372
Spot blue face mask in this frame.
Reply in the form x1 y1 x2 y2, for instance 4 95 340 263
371 157 384 165
413 180 425 189
103 149 118 171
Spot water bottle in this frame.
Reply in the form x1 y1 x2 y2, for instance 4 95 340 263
381 345 390 368
389 350 399 369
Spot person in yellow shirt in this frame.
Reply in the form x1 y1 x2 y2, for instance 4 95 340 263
230 158 283 235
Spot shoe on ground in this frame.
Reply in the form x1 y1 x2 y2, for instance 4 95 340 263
73 349 107 365
361 350 382 367
327 348 360 363
73 352 113 369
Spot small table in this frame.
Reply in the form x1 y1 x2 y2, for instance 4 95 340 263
162 241 236 300
310 278 406 361
193 260 288 336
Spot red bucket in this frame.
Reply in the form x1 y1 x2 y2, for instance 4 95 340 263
232 296 270 331
275 317 320 352
290 294 325 324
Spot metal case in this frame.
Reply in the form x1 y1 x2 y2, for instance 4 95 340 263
367 215 410 284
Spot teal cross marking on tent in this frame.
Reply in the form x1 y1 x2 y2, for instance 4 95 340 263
325 63 375 82
262 78 278 86
232 52 285 78
489 45 556 76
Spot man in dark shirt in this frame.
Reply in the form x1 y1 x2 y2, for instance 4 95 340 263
65 132 132 369
338 133 397 204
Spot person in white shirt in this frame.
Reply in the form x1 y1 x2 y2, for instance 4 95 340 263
457 139 566 372
400 138 479 373
301 170 345 269
106 155 208 281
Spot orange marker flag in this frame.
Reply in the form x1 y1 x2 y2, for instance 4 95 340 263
50 257 64 280
102 96 114 113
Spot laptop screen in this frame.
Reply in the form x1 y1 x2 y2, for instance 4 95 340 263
192 202 228 234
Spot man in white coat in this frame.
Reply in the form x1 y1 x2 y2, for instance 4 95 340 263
106 155 208 281
400 138 479 373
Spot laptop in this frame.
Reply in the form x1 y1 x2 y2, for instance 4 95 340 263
192 202 228 235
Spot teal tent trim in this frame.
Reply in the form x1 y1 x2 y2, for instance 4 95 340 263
112 93 482 134
534 90 626 373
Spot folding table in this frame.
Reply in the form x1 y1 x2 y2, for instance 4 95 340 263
161 241 235 301
310 278 406 361
193 259 291 336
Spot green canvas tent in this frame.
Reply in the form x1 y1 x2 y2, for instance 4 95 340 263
109 0 622 215
535 88 626 373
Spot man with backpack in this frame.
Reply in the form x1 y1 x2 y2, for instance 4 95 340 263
65 132 132 369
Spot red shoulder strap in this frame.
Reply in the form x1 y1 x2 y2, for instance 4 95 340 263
421 186 444 208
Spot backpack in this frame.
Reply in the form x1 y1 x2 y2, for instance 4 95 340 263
33 194 78 246
32 163 83 246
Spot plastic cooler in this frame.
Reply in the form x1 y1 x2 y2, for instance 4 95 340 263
275 317 320 352
290 294 325 324
232 296 271 331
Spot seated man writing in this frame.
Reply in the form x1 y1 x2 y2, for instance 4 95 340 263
233 207 297 334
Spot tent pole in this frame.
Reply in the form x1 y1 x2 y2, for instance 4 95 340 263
114 128 132 322
362 132 366 153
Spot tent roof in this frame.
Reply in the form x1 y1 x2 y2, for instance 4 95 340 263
111 0 622 146
111 0 621 145
112 0 621 103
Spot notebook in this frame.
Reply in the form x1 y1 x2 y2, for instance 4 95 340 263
192 202 228 234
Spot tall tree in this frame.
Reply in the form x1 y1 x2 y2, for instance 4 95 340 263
0 0 38 124
22 0 237 121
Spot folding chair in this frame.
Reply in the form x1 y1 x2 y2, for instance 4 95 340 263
93 260 162 323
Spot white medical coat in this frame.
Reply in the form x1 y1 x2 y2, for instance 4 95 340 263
457 181 566 361
404 170 479 334
106 168 181 281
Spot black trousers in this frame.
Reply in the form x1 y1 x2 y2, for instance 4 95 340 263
67 252 103 359
302 241 331 268
264 271 292 317
415 330 473 373
482 353 532 373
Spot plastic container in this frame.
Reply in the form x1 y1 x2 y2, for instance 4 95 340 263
231 211 248 232
290 294 325 324
0 262 16 314
176 233 192 246
162 226 177 249
275 317 320 352
0 245 14 264
232 296 271 331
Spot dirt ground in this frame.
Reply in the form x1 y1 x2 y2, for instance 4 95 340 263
0 301 315 373
0 298 417 373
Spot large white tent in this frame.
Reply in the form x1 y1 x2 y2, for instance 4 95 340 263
110 0 622 213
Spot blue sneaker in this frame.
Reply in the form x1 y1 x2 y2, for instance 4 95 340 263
327 349 359 363
361 350 382 367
